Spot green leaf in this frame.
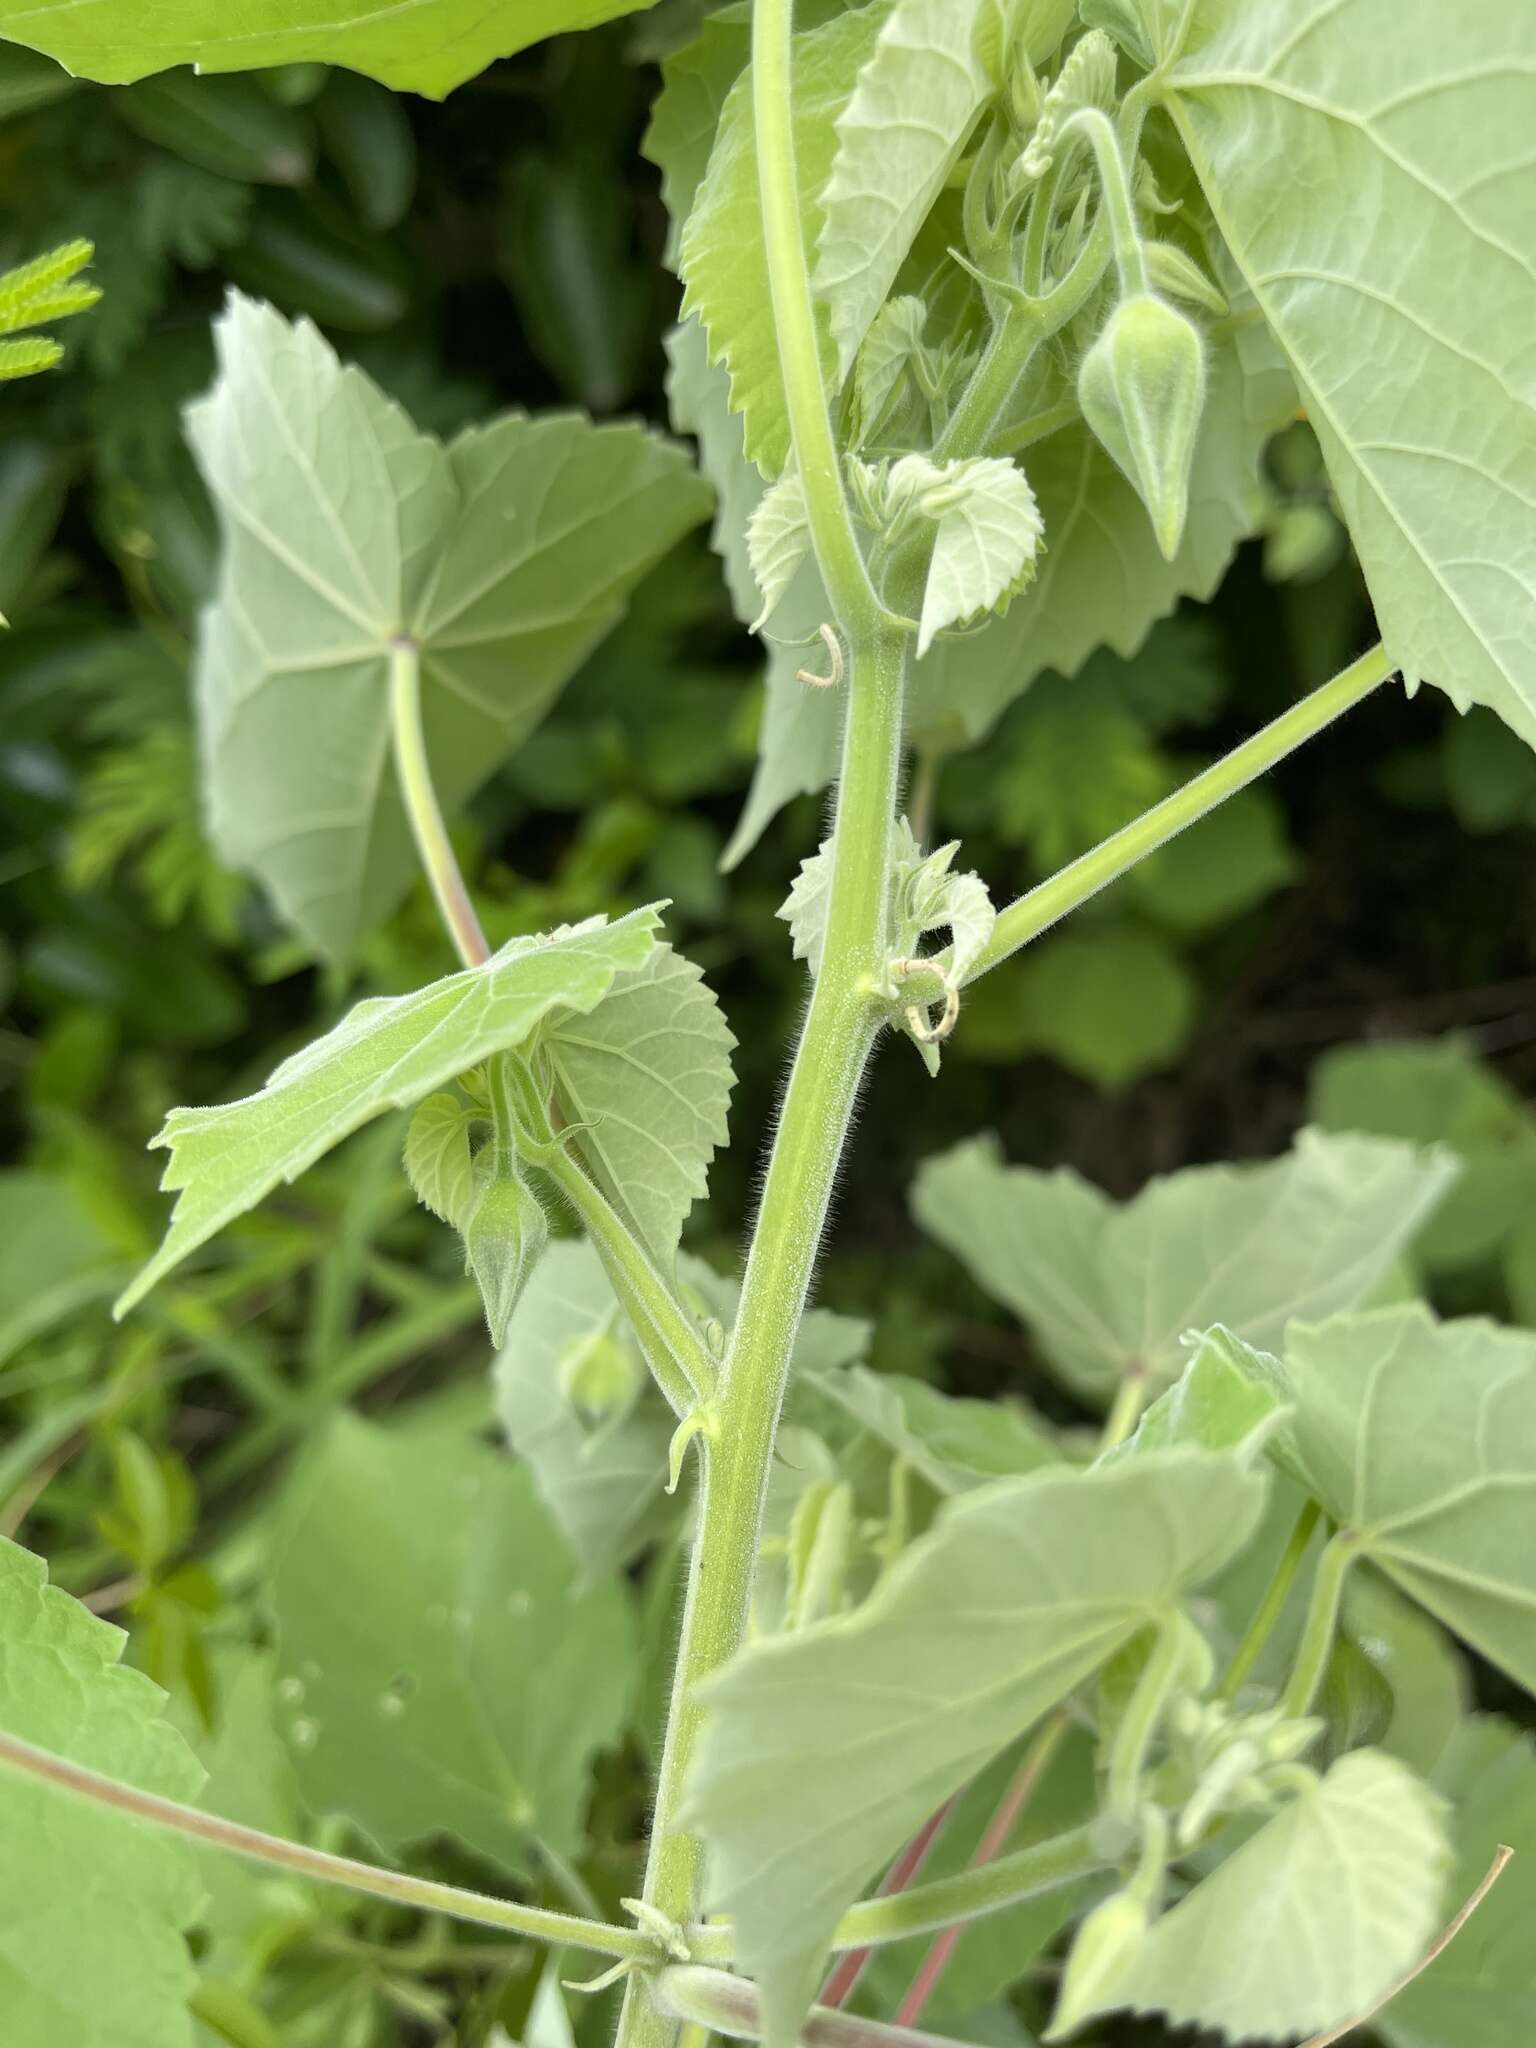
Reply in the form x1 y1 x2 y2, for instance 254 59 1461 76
998 923 1196 1089
1309 1038 1536 1273
912 1128 1457 1401
800 1363 1060 1493
117 907 659 1315
1109 1333 1285 1462
683 1448 1268 2047
1224 1305 1536 1696
0 0 667 98
543 940 736 1263
897 456 1043 657
780 818 993 990
1077 1750 1449 2041
495 1241 676 1578
403 1091 479 1232
681 2 885 474
1169 1 1536 746
0 1534 204 2048
190 294 708 959
269 1412 635 1871
1379 1717 1536 2048
747 469 811 628
0 1168 119 1364
1342 1571 1468 1781
813 0 994 382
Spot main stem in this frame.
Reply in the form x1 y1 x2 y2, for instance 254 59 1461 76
618 3 904 2043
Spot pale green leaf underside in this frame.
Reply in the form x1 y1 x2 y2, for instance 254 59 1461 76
543 941 736 1264
191 294 708 959
0 0 663 97
494 1242 675 1578
915 457 1043 656
681 2 884 475
1171 0 1536 743
912 1128 1456 1401
1091 1750 1449 2041
403 1092 479 1232
683 1449 1267 2048
0 1536 204 2048
270 1413 634 1871
815 0 992 382
118 908 660 1315
1110 1335 1284 1463
1235 1304 1536 1695
801 1361 1059 1492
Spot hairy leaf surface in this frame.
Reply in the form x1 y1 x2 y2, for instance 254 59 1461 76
191 295 707 958
1224 1306 1536 1694
1170 0 1536 744
0 1536 204 2048
912 1129 1455 1400
683 1449 1267 2046
1083 1750 1449 2040
270 1413 634 1871
544 940 735 1263
119 908 659 1313
0 0 663 97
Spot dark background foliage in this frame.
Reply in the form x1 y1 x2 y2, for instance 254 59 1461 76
3 17 1536 2044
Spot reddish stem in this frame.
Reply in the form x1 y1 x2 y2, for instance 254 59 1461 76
895 1716 1068 2028
820 1801 957 2009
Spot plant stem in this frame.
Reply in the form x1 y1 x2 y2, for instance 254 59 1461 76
618 3 910 2038
389 635 489 971
1219 1499 1321 1701
0 1726 650 1961
653 1967 959 2048
1099 1366 1150 1452
896 1714 1070 2024
820 1802 955 2008
1281 1531 1358 1719
1060 109 1148 294
833 1820 1104 1950
967 645 1395 983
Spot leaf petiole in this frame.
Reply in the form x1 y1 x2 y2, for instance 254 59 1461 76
389 635 489 972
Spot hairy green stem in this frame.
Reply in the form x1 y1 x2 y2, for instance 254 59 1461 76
1061 108 1148 294
968 646 1394 983
540 1140 714 1417
389 636 489 971
1219 1498 1322 1701
0 1726 650 1961
1107 1615 1187 1820
1281 1531 1358 1720
834 1820 1104 1949
618 8 911 2040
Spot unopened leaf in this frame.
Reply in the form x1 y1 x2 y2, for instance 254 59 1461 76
747 470 811 628
683 1449 1267 2046
912 1128 1457 1400
913 458 1043 656
191 294 707 958
0 1535 204 2048
118 908 659 1314
403 1092 479 1232
1083 1750 1449 2040
270 1413 634 1871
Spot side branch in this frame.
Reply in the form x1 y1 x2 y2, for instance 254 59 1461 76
0 1726 650 1962
966 644 1394 984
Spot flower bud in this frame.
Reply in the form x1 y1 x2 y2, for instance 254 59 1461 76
1078 292 1207 561
558 1323 641 1422
1047 1889 1149 2039
466 1167 548 1348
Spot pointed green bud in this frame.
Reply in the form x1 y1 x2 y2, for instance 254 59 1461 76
1047 1889 1149 2039
1077 292 1207 561
466 1166 548 1348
